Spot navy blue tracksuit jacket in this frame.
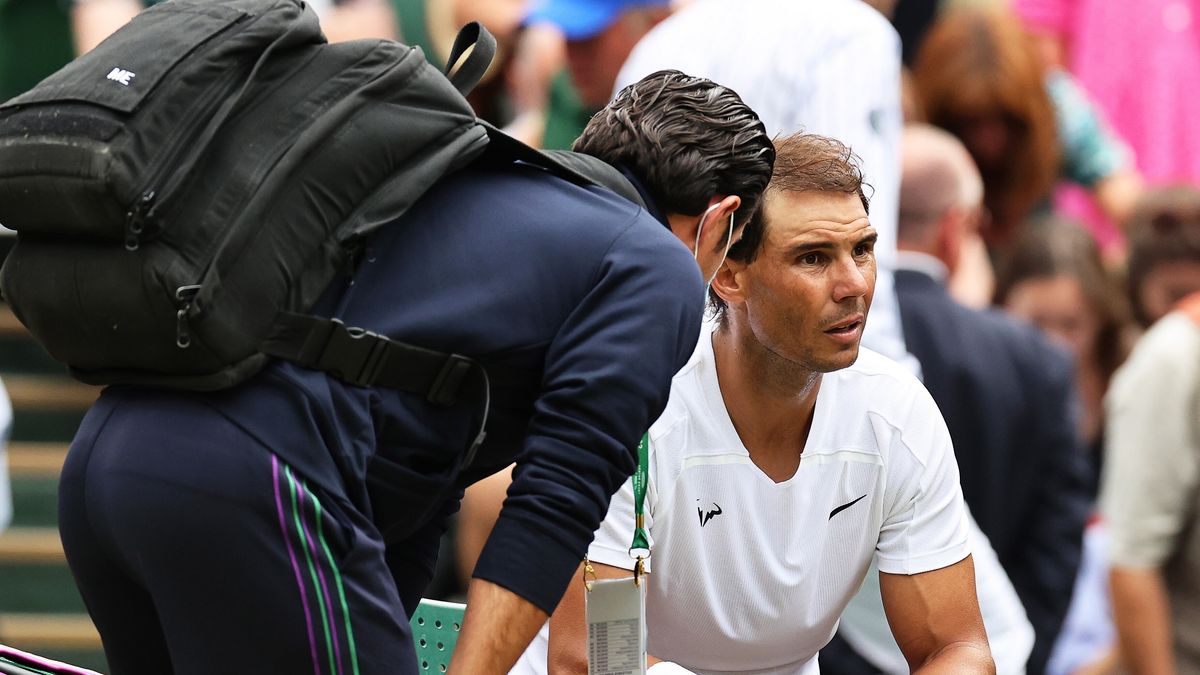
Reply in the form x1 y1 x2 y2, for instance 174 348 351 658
59 162 704 674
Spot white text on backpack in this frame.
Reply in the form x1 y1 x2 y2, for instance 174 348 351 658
106 68 136 86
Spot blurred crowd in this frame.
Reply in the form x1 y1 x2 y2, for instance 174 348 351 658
4 0 1200 673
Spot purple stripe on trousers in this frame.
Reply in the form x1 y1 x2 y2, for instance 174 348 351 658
273 455 322 675
297 482 345 675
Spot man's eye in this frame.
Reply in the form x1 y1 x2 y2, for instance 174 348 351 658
855 244 874 257
800 253 822 265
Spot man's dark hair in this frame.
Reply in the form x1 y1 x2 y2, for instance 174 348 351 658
1124 185 1200 325
573 69 775 237
710 132 871 317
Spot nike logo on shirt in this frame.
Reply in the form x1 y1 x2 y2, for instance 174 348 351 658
829 494 867 519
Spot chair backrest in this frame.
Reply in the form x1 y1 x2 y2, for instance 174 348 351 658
410 599 466 673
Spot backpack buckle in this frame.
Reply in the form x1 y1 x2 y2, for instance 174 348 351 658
427 354 475 406
315 319 390 387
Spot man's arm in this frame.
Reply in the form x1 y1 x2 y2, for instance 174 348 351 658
1109 566 1175 675
459 220 703 673
450 579 552 673
1101 316 1200 675
880 556 995 674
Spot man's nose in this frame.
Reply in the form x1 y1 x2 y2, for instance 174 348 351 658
831 256 869 301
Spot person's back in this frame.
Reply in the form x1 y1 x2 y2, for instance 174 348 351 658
221 162 704 497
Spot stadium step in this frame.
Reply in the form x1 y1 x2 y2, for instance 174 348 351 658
7 442 68 480
0 293 106 671
0 613 102 652
0 527 63 565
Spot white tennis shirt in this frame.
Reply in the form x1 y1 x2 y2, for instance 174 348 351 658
513 329 971 674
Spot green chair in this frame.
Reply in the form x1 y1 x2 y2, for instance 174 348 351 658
410 599 465 673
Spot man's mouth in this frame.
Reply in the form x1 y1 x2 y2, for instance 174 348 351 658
824 314 864 335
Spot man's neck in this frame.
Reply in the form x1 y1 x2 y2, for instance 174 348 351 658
711 322 821 483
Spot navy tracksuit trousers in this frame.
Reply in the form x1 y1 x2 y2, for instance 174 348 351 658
59 390 431 675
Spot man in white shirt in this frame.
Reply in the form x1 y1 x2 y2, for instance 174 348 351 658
517 132 993 675
613 0 913 373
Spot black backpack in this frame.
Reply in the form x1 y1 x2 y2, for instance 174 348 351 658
0 0 642 407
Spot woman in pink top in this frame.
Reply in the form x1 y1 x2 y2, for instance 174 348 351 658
1015 0 1200 251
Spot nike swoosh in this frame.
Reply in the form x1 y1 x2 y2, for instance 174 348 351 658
829 494 867 520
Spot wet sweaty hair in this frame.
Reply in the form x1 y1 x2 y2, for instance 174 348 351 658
573 69 775 237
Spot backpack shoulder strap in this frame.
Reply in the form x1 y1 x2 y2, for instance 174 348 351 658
261 313 478 405
479 123 648 210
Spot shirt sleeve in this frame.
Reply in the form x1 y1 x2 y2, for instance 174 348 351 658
1101 315 1200 569
1048 70 1132 187
875 380 972 575
472 217 703 614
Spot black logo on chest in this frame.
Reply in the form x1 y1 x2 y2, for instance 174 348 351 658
697 500 723 527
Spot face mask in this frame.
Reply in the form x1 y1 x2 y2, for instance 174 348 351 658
693 202 736 286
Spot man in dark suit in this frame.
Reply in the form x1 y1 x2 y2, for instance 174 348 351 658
888 124 1091 673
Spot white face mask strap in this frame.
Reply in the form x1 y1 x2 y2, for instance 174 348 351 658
692 202 723 259
693 202 736 286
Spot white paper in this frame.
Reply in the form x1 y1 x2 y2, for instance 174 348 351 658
586 576 647 675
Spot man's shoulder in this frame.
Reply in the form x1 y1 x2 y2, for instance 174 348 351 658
828 348 928 424
1112 312 1200 397
838 347 924 393
438 164 683 263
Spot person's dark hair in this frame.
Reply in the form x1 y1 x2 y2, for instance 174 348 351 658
1124 186 1200 326
573 69 775 237
913 8 1059 245
994 217 1131 385
709 132 871 317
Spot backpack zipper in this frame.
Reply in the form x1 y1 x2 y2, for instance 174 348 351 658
175 284 202 348
122 22 249 251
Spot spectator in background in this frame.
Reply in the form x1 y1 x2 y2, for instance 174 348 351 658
72 0 396 56
503 0 671 151
912 7 1142 259
996 220 1133 483
388 0 528 125
994 220 1134 675
1014 0 1200 255
503 21 590 150
886 123 1090 674
1124 187 1200 329
1101 187 1200 675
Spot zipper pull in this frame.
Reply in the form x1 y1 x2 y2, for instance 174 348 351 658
175 285 201 349
124 190 156 251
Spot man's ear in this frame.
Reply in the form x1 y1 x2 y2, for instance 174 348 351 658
697 195 743 254
710 257 746 310
936 206 968 275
